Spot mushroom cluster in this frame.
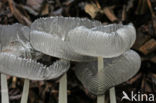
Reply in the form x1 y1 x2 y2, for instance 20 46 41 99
0 16 141 103
0 23 70 80
0 23 70 103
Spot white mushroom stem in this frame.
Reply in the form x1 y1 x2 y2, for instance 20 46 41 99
97 57 117 103
1 74 9 103
97 57 105 103
59 73 67 103
109 87 116 103
20 79 30 103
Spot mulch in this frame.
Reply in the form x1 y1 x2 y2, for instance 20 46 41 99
0 0 156 103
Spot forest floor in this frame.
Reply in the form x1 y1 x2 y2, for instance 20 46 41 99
0 0 156 103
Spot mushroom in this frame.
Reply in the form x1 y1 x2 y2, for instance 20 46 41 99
74 50 141 95
30 17 102 61
29 16 103 103
29 16 140 103
66 23 140 103
0 24 70 103
67 24 136 58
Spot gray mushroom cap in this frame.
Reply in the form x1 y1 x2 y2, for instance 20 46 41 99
74 50 141 95
0 23 70 80
0 24 31 57
0 23 29 49
0 53 70 80
30 17 102 61
67 24 136 58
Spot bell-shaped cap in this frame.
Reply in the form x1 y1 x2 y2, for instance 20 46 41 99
30 17 101 61
67 24 136 58
74 50 141 95
0 53 70 80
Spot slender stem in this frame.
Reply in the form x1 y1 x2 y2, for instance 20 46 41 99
1 74 9 103
97 57 105 103
97 95 105 103
20 79 29 103
98 57 104 72
59 73 67 103
109 87 116 103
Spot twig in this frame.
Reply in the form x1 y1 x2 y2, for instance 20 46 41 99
122 5 126 21
136 0 148 15
139 39 156 55
147 0 156 35
101 7 118 22
84 3 99 18
12 77 16 88
147 0 156 17
127 73 142 84
94 0 101 9
8 0 31 25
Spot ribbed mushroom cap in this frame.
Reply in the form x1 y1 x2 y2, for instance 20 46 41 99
30 17 101 61
0 53 70 80
74 50 141 95
0 23 29 49
0 23 70 80
67 24 136 58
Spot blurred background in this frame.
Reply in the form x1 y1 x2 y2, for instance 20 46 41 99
0 0 156 103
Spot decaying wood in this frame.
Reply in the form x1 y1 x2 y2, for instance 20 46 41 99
12 77 17 88
135 0 148 15
84 3 99 18
84 1 118 22
127 73 142 84
8 0 31 25
147 0 156 36
133 29 151 50
26 0 43 11
94 0 101 9
139 39 156 55
0 0 156 103
101 7 118 22
151 56 156 63
121 5 126 21
41 3 49 15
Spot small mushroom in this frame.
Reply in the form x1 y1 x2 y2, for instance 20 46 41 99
0 23 70 80
15 16 140 103
67 24 136 58
74 50 141 95
30 16 102 61
29 16 103 103
0 24 70 103
67 23 140 103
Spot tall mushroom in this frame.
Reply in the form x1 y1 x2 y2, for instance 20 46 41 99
0 23 70 103
67 23 140 103
29 16 102 103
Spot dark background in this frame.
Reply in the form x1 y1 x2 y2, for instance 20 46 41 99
0 0 156 103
